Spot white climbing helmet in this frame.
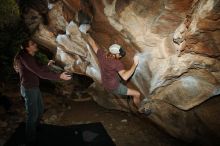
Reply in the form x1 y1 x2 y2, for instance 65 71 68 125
109 44 121 54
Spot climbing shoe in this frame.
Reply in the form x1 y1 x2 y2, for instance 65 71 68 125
143 108 152 116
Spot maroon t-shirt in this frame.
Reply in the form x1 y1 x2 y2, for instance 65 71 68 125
18 51 60 88
97 49 124 91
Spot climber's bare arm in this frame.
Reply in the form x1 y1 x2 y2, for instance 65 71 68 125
118 56 139 81
87 34 99 54
118 64 136 81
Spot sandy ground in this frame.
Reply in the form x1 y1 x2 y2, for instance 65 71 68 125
0 85 188 146
60 101 188 146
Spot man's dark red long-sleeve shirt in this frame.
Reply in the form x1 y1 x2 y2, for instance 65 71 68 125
18 51 60 88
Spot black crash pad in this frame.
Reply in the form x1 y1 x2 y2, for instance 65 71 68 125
4 122 115 146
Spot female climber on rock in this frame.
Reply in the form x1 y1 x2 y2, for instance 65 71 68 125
86 34 151 115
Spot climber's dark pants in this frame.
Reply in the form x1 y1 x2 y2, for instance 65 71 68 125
110 83 128 95
20 85 44 142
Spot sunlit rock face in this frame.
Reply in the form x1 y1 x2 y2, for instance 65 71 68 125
23 0 220 143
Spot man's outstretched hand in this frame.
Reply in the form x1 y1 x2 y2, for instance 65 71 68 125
48 60 55 66
60 72 72 80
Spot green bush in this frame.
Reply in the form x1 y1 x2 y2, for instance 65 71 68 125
0 0 20 29
0 0 29 81
35 52 50 65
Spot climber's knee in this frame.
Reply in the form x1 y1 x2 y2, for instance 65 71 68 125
127 88 140 98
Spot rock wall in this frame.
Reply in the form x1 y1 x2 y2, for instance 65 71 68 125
21 0 220 144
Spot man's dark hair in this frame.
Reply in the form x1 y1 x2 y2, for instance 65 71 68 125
21 39 31 50
119 47 126 57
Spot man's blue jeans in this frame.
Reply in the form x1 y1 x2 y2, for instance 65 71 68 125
20 85 44 142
